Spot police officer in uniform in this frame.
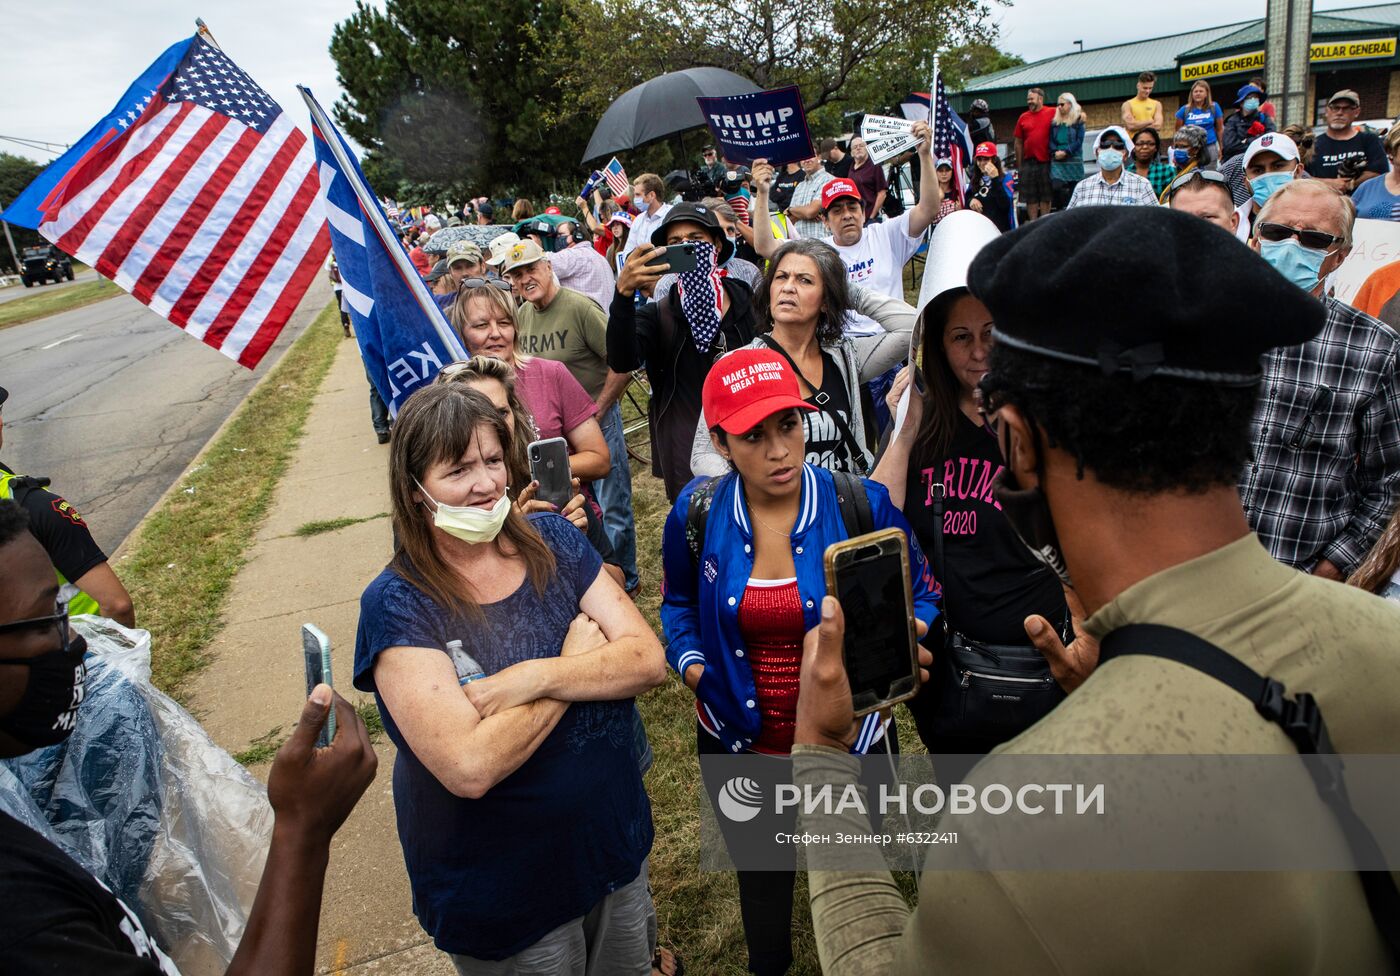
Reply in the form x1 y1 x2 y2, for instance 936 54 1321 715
0 386 134 626
785 207 1400 974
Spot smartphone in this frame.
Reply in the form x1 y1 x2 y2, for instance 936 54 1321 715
301 623 336 748
645 241 698 274
823 528 919 717
528 437 573 511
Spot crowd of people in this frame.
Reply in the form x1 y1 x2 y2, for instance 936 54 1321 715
3 64 1400 976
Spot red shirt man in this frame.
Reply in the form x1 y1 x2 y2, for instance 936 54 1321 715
1014 89 1056 164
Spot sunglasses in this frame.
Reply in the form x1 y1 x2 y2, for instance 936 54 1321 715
1255 222 1344 251
0 598 72 650
458 277 513 293
1165 168 1227 197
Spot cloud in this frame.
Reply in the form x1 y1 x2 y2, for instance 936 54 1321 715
0 0 353 162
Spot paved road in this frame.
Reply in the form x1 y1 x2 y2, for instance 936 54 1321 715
1 277 335 554
0 267 100 304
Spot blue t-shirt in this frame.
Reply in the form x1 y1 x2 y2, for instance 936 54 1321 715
1176 103 1222 144
353 514 651 960
1351 175 1400 221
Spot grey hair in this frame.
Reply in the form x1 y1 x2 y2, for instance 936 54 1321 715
1256 179 1356 248
700 196 740 225
1174 124 1209 158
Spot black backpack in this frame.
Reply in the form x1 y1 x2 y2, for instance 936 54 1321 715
685 470 871 565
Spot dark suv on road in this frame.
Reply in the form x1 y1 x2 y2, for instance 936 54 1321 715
21 245 74 287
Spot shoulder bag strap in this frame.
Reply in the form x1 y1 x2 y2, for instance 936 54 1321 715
685 477 720 567
929 478 946 614
829 470 873 537
757 334 869 475
1100 623 1400 960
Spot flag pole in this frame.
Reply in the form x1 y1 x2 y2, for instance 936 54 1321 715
195 18 223 51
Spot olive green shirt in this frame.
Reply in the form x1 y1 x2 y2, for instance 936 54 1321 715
515 286 610 401
796 533 1400 974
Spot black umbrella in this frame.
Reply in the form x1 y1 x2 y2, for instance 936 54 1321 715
582 67 761 163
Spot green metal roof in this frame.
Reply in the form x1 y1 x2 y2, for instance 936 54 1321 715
957 2 1400 96
1179 12 1398 58
959 22 1252 94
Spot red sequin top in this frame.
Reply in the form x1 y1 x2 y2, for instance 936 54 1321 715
698 578 805 755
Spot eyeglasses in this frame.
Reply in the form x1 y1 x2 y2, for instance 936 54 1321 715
1165 168 1227 198
1255 221 1344 251
0 599 72 650
459 277 513 293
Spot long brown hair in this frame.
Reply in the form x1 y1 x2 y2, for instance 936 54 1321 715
913 291 971 463
755 238 852 345
434 356 538 491
1348 506 1400 594
388 383 555 620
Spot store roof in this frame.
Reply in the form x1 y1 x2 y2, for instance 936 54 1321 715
959 2 1400 95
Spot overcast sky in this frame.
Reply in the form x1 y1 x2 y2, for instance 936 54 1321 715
0 0 1388 167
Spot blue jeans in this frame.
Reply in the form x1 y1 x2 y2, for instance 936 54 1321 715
367 366 390 435
595 404 638 591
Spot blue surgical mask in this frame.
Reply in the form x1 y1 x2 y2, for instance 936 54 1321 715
1171 148 1191 167
1259 238 1328 293
1251 170 1294 208
1097 148 1124 171
1243 97 1261 113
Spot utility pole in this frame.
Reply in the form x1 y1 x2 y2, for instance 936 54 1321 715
0 199 21 277
1265 0 1312 126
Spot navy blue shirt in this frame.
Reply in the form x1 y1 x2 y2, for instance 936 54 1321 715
354 515 651 960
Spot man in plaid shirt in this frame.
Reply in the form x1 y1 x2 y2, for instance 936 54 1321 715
1241 179 1400 578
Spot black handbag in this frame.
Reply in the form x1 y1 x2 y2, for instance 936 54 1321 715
925 481 1066 741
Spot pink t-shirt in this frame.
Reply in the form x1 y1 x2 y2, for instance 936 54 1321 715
514 357 597 441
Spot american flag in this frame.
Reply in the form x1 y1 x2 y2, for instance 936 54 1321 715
931 68 975 204
603 157 630 198
34 36 328 368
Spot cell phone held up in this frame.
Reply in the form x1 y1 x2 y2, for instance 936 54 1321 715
301 623 336 749
823 528 920 717
645 241 699 275
528 437 573 511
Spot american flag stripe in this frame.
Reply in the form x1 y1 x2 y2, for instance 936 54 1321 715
35 36 328 369
132 117 304 306
198 168 320 347
169 136 316 332
49 104 194 251
222 208 327 365
95 114 241 278
113 126 260 290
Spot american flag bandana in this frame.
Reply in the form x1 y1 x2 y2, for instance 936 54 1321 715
675 240 724 352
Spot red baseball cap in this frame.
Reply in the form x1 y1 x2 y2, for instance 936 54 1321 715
703 349 815 435
974 142 998 159
820 178 862 210
544 205 562 215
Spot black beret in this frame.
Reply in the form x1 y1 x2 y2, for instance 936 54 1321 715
967 206 1326 385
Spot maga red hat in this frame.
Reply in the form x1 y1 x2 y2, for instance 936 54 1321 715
820 178 862 210
703 349 814 435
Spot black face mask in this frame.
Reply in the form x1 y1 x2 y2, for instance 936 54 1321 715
991 421 1073 587
0 633 88 749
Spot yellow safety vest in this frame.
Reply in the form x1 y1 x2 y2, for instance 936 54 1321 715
0 469 103 616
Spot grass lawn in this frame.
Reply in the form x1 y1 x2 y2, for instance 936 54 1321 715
118 303 343 700
0 277 121 331
621 388 922 975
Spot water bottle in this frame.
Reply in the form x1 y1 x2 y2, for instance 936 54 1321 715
446 639 485 685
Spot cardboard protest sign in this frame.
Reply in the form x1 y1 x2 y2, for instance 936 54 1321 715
1333 218 1400 307
696 86 813 165
860 114 920 164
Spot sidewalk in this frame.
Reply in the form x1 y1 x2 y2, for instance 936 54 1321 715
186 334 455 974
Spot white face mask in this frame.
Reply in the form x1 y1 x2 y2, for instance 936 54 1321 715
414 478 510 543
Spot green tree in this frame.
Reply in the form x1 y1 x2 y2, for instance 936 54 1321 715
550 0 1006 146
330 0 595 200
0 152 45 274
939 40 1026 91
